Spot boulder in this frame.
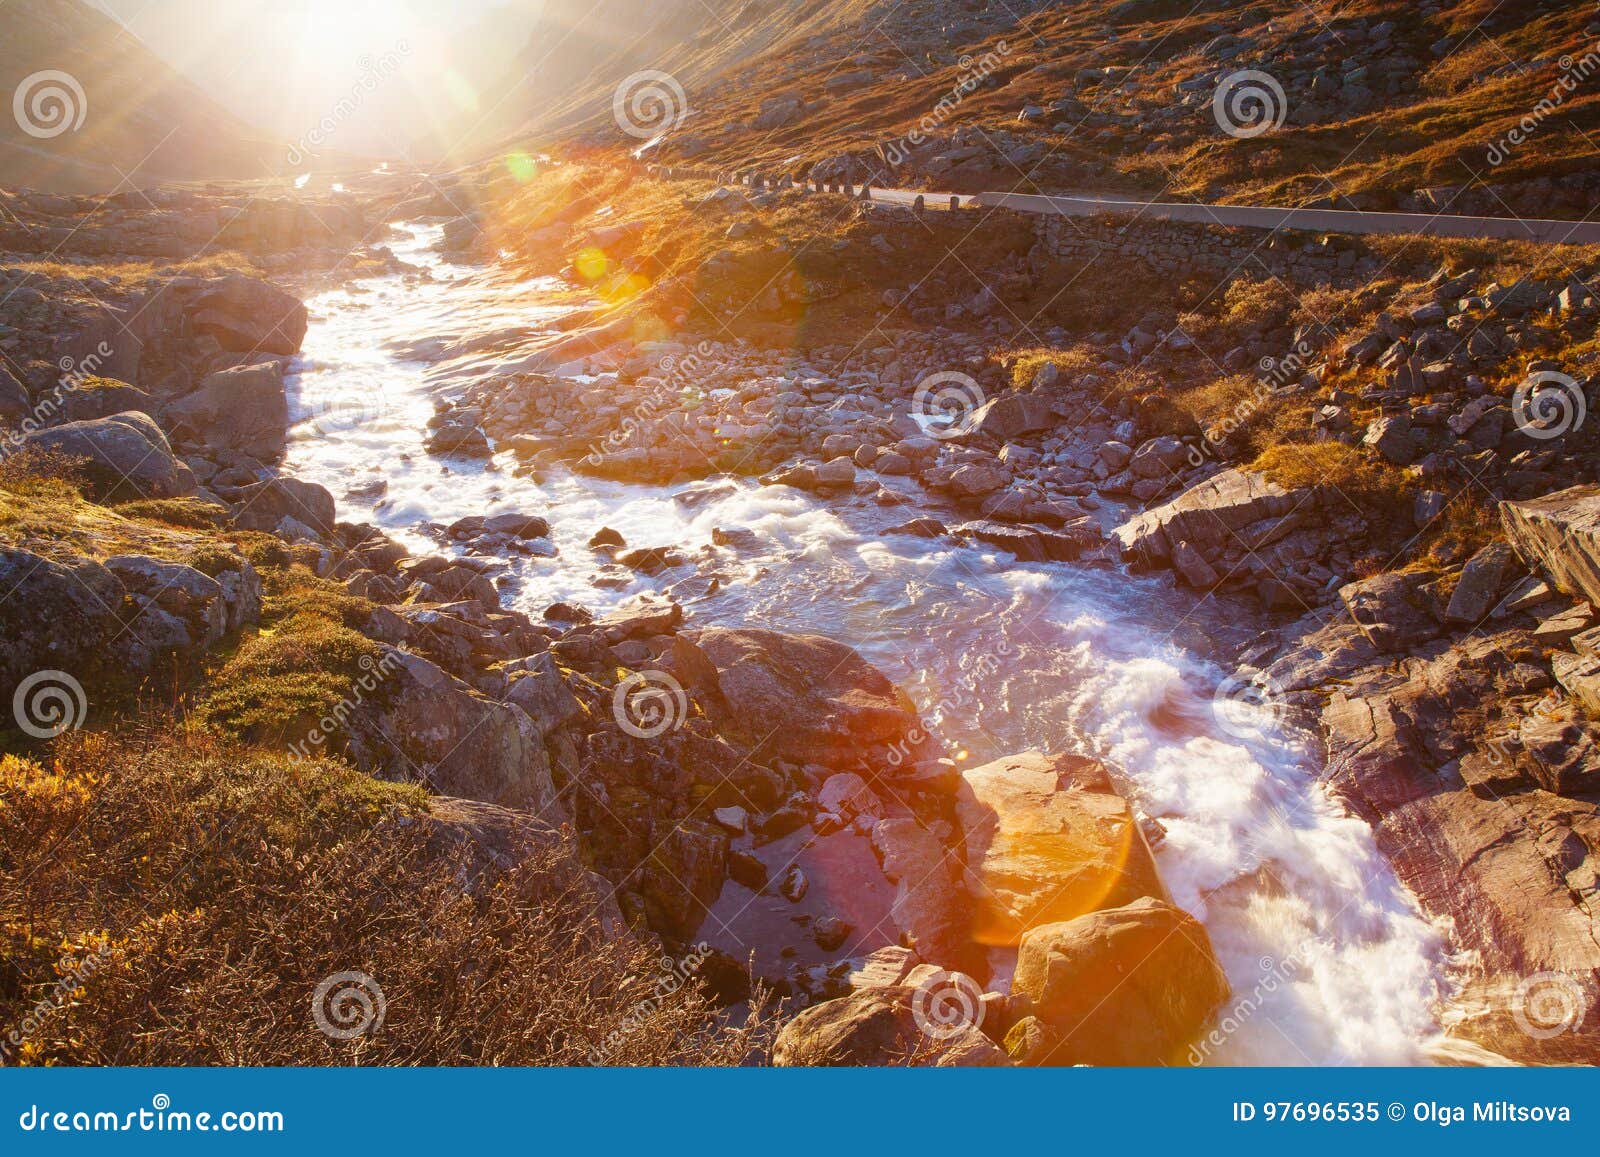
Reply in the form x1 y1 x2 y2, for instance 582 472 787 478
1012 897 1228 1066
365 650 563 817
1444 541 1519 623
951 519 1098 562
1129 435 1189 480
59 378 152 424
0 548 132 702
165 363 289 459
683 627 931 769
955 752 1166 948
23 413 196 500
230 476 336 537
1501 486 1600 605
185 275 308 355
871 818 971 968
1113 468 1301 565
0 367 30 425
103 555 227 650
1362 414 1416 465
771 985 1006 1067
971 393 1054 440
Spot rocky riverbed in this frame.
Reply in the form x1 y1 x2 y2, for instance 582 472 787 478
2 180 1596 1065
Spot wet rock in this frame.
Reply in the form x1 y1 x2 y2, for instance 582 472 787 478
598 599 683 641
1309 623 1600 1063
616 546 685 573
956 752 1166 948
951 519 1098 563
884 517 946 537
683 626 931 769
589 526 626 549
1012 897 1228 1066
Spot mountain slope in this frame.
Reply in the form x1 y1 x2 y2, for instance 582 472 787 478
0 0 286 192
494 0 1600 220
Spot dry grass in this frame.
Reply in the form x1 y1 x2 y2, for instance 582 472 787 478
0 729 768 1066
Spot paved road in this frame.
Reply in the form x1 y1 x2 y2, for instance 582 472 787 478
847 184 1600 246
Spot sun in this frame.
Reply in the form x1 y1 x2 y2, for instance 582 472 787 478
289 0 421 73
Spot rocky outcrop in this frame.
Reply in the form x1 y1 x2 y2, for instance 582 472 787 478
1501 485 1600 606
165 363 290 460
0 545 259 710
683 627 932 770
1113 467 1303 568
361 650 564 818
955 752 1165 948
182 275 309 357
1010 897 1229 1066
23 412 197 500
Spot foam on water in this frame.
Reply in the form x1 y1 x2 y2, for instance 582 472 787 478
283 222 1453 1065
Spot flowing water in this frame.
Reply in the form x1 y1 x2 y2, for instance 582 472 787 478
285 223 1455 1065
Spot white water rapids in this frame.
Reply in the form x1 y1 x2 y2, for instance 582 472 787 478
284 224 1456 1065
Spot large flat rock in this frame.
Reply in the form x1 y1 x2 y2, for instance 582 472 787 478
1112 467 1302 563
683 627 930 770
1502 485 1600 606
955 751 1165 947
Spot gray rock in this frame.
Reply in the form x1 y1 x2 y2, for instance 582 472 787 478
165 363 288 459
24 413 197 500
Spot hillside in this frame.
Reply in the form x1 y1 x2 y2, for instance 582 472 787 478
509 0 1600 221
0 0 288 192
